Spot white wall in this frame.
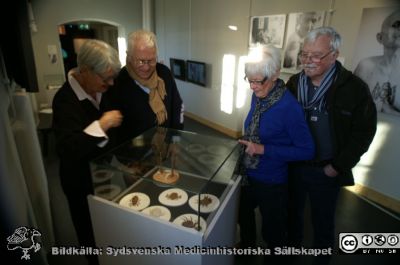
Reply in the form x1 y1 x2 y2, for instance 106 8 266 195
156 0 252 133
353 114 400 201
155 0 400 202
30 0 143 109
330 0 400 201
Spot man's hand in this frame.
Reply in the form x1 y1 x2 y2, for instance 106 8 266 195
324 164 338 177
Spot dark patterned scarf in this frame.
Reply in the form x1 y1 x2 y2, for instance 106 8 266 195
236 79 286 183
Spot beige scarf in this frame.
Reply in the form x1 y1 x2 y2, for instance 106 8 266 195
126 64 168 125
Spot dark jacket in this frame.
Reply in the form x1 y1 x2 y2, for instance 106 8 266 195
52 82 116 195
108 63 184 143
286 61 377 186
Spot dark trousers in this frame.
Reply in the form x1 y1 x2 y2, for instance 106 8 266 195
238 178 288 249
288 165 339 265
65 192 98 265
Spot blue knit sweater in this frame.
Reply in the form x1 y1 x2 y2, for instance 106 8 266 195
244 89 315 184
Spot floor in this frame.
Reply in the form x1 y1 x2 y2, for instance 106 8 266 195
42 117 400 265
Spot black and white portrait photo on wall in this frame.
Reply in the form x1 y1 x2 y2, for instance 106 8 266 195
282 11 325 73
249 14 286 48
353 7 400 116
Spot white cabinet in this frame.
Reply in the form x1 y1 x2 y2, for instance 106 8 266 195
88 128 241 265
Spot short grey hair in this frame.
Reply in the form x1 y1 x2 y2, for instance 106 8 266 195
305 26 342 52
245 44 281 78
127 30 158 56
77 39 121 75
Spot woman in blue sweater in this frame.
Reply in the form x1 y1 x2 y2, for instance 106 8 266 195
237 45 314 251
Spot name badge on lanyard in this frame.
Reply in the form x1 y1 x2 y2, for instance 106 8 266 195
310 116 318 122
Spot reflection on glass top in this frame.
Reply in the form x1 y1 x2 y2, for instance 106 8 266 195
90 127 239 194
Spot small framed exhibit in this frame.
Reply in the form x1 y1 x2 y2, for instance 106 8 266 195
249 14 286 48
169 58 186 81
186 60 206 87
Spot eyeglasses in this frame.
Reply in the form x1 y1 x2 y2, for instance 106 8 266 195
134 59 157 67
298 50 333 63
95 72 116 84
244 76 268 86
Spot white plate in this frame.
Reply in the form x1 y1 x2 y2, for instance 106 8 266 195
92 169 113 183
158 188 188 207
141 205 171 221
188 194 220 213
94 184 121 200
207 145 230 155
186 143 206 154
197 154 220 167
173 214 206 233
119 192 150 211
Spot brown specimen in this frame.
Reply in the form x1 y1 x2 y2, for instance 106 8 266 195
199 195 213 207
181 216 201 231
130 195 140 207
166 192 181 200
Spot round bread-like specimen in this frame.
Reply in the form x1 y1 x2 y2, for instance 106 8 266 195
152 169 180 184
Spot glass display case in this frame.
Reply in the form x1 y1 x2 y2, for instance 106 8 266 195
87 127 241 265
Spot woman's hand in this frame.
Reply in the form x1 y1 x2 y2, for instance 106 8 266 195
99 110 123 131
238 139 264 156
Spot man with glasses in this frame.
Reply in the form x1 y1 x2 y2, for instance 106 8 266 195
109 30 184 142
354 10 400 115
53 39 122 265
286 27 377 265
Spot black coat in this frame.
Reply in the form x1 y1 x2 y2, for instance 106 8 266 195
107 63 184 143
286 62 377 186
52 82 116 195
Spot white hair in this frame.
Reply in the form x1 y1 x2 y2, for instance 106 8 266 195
77 39 121 75
305 26 342 52
245 44 281 78
127 29 158 56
